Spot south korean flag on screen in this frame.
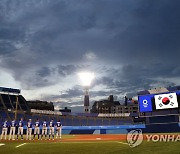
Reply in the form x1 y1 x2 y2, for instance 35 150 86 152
155 92 178 110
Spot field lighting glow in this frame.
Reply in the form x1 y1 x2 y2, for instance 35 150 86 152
78 72 95 87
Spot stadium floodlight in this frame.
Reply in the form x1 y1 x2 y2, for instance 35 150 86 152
78 72 95 87
78 72 95 113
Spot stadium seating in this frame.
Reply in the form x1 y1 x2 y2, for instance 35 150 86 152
0 110 136 127
0 93 28 111
72 118 80 126
0 93 138 128
0 111 8 119
1 94 13 109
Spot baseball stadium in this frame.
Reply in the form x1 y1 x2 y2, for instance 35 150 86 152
1 0 180 153
0 86 180 154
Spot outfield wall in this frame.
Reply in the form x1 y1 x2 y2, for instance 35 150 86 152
61 122 180 134
62 124 145 134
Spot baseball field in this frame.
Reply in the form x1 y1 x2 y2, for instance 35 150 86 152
0 134 179 154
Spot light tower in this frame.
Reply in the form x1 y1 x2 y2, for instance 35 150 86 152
78 72 94 113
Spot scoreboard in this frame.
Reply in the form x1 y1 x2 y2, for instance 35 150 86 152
138 91 180 113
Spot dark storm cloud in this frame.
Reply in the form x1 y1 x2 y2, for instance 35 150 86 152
57 65 80 77
60 86 83 99
0 41 16 55
37 66 52 77
110 0 180 61
0 0 179 107
121 63 180 81
1 0 180 62
37 64 80 78
0 26 24 41
53 101 84 113
17 64 82 89
94 63 177 97
45 83 120 100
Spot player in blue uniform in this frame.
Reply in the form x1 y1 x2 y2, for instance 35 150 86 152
17 118 24 140
56 120 62 139
41 119 48 140
9 119 16 140
33 119 40 140
1 119 8 140
26 119 33 140
49 119 55 140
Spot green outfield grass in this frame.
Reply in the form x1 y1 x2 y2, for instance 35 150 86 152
0 138 179 154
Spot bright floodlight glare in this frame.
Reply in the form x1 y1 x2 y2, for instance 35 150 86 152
78 72 95 87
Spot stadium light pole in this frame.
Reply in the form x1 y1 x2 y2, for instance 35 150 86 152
78 72 95 113
15 95 19 120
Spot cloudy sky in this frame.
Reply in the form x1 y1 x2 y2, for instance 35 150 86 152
0 0 180 112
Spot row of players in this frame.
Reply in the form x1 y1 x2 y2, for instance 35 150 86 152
1 118 62 140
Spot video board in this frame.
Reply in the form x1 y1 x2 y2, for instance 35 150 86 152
138 91 180 112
